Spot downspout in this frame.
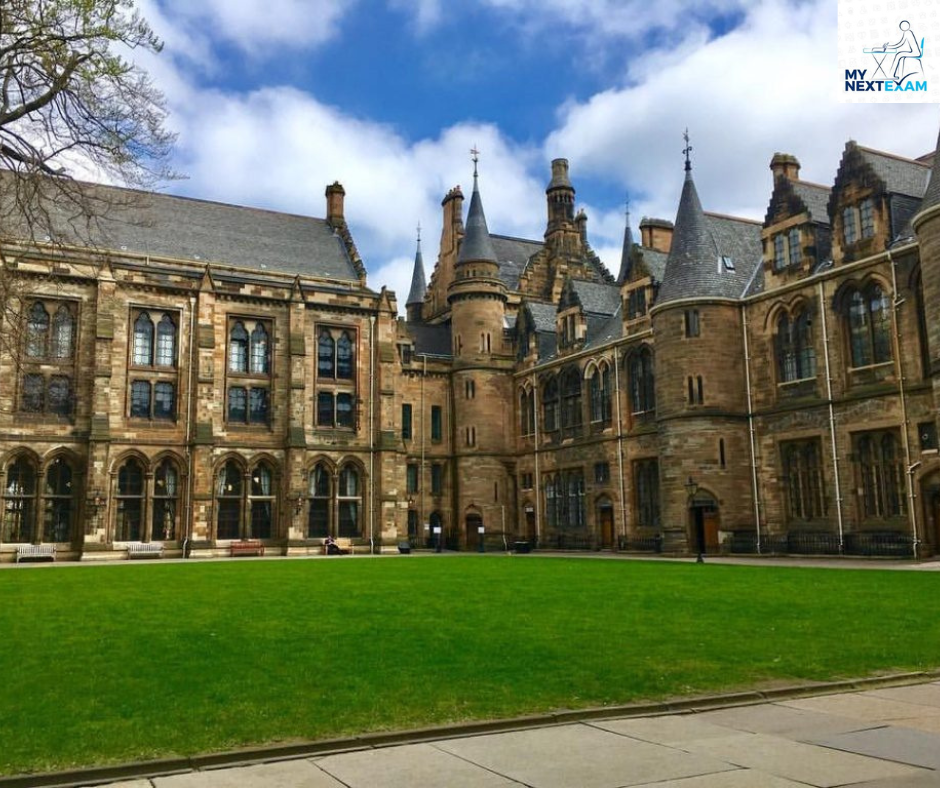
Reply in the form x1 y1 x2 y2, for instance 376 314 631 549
888 250 919 558
817 281 845 551
184 295 197 557
369 315 376 555
532 373 541 545
613 351 627 548
421 354 426 544
741 305 762 553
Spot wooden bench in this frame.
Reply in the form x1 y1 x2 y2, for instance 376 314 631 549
127 542 164 559
230 540 265 557
16 544 55 564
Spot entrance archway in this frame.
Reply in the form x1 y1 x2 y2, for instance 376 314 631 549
689 490 719 555
466 512 483 551
921 473 940 555
596 498 614 549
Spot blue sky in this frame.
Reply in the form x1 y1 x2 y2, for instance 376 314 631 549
134 0 938 305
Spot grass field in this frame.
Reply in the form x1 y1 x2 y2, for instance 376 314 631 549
2 555 940 776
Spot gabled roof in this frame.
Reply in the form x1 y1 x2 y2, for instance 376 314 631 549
792 181 832 224
405 323 452 357
524 301 558 332
560 278 621 316
1 175 364 282
636 247 668 282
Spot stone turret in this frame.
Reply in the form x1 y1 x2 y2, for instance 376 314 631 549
405 229 427 324
913 124 940 378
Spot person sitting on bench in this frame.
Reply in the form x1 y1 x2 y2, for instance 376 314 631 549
324 534 347 555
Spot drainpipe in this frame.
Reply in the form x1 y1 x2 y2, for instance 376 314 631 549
532 373 542 545
184 295 197 557
369 315 376 555
421 354 426 544
817 281 845 552
741 305 762 554
613 351 627 548
888 250 919 558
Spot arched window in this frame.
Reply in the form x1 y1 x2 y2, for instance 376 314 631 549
318 330 335 379
152 459 179 541
216 460 243 540
156 314 177 367
115 458 144 541
589 364 611 424
3 457 37 543
542 377 559 432
249 323 269 375
228 322 249 373
307 464 330 538
776 309 816 383
561 368 582 434
628 346 655 416
336 332 354 379
847 284 892 368
51 305 74 359
249 462 275 539
337 465 361 537
519 388 535 436
26 302 49 358
133 313 154 366
44 456 73 543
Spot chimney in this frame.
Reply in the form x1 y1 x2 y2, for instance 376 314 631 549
440 185 465 255
639 217 674 253
575 208 588 242
770 153 801 181
325 182 346 226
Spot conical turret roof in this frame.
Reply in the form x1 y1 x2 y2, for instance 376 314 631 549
916 126 940 219
657 165 715 304
457 168 498 265
616 208 635 285
406 232 427 307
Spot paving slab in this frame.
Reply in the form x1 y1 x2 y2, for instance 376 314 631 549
837 775 940 787
626 770 812 787
591 715 743 745
679 732 926 787
810 725 940 770
152 760 345 787
693 703 876 739
865 682 940 709
314 743 521 788
436 723 736 788
890 715 940 735
780 693 940 722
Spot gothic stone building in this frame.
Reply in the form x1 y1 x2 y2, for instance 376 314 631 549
3 125 940 561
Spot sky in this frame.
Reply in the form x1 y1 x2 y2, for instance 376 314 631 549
132 0 939 307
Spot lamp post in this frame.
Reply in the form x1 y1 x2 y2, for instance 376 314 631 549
685 476 704 563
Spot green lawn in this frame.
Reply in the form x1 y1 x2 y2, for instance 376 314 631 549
2 556 940 775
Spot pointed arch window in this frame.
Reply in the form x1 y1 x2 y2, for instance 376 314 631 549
846 284 892 368
51 305 74 359
152 459 179 541
227 318 272 426
316 327 358 431
249 463 275 539
250 323 269 375
133 313 154 366
128 309 179 422
216 460 244 540
26 302 50 358
336 331 354 379
3 457 37 543
337 465 361 538
589 364 612 425
115 458 144 542
561 367 582 435
318 330 336 378
228 321 249 373
628 346 655 417
43 456 74 543
307 464 331 538
156 314 177 367
776 309 816 383
542 377 559 433
21 301 77 418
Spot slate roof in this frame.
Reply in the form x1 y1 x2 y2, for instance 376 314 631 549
917 129 940 217
456 175 499 264
584 309 624 349
568 279 621 316
792 181 832 224
491 234 541 290
637 247 668 282
524 301 558 332
2 175 363 282
857 146 930 198
405 323 452 357
406 239 427 306
657 168 763 305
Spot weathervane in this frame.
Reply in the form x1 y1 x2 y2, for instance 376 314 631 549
683 128 693 172
471 145 480 178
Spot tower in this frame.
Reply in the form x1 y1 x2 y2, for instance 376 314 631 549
405 226 427 324
912 126 940 380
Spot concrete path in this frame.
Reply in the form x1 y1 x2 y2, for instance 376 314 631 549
96 680 940 788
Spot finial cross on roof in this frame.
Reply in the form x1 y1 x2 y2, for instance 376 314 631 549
683 128 693 172
471 145 480 177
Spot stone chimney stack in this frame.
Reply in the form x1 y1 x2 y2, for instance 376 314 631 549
639 217 674 253
770 153 801 181
325 182 346 226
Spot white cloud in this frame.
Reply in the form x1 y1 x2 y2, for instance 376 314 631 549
388 0 443 34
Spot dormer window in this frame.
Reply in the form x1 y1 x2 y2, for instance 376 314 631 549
788 227 801 266
627 286 647 319
842 200 875 247
773 234 786 270
771 228 802 271
859 198 875 238
843 206 858 245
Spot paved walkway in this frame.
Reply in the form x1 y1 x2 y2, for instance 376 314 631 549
93 679 940 788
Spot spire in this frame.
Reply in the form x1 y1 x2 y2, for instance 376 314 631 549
916 125 940 221
405 223 427 321
616 201 635 285
657 130 716 305
457 148 499 265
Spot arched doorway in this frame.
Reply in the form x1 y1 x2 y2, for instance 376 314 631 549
466 512 483 551
689 490 719 556
596 497 614 549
